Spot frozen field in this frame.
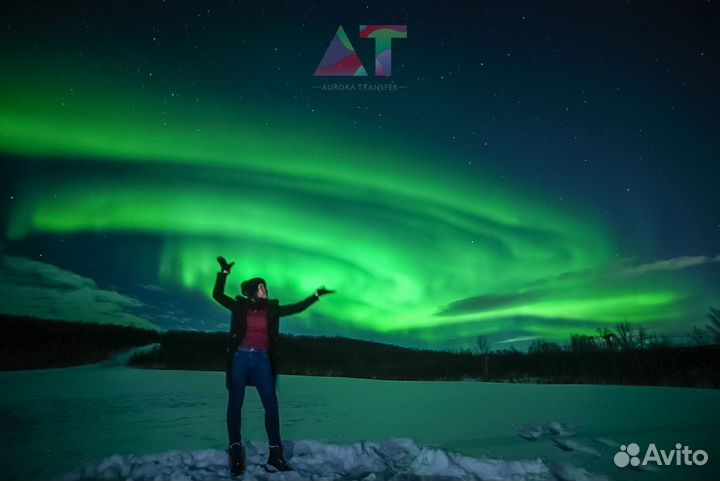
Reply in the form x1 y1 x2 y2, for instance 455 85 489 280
1 354 718 480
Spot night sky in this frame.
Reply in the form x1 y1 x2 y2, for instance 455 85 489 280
1 1 718 350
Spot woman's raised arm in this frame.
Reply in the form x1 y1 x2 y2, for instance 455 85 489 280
212 256 237 310
278 287 334 317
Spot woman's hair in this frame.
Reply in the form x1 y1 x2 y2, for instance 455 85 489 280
240 277 267 298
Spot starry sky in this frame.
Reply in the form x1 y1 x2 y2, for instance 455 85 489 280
0 0 718 350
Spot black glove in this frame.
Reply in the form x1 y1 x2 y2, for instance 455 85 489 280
315 286 335 297
217 256 235 273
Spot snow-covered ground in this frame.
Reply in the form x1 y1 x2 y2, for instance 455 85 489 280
56 438 553 481
1 350 718 481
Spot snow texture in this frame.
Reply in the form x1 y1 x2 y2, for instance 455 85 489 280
56 438 555 481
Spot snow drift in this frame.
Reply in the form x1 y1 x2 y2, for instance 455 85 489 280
56 437 609 481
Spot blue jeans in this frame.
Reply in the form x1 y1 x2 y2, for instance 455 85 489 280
226 348 281 446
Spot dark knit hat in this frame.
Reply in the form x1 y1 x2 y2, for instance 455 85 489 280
241 277 267 298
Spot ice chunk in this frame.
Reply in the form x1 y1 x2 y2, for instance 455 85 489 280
546 421 575 437
518 424 545 440
519 421 575 441
551 439 601 457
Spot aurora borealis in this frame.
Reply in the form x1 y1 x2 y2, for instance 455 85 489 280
1 1 718 349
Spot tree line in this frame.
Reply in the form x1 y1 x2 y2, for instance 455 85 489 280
4 309 719 388
475 307 720 388
0 314 159 370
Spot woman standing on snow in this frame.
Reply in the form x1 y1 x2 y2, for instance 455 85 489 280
212 256 333 476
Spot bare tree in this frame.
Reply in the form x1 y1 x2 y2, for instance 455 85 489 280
690 325 711 345
705 307 720 344
615 320 644 349
476 335 489 355
637 325 648 347
686 308 720 345
615 320 631 348
476 335 490 379
570 334 598 352
596 327 617 350
529 339 562 354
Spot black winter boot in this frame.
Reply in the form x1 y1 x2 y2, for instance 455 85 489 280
228 441 246 476
265 444 292 472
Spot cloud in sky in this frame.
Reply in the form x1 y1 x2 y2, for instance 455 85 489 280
434 292 540 317
0 255 158 329
495 335 540 345
428 253 720 345
618 254 720 276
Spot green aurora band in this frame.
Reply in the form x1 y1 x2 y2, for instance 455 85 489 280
0 67 698 345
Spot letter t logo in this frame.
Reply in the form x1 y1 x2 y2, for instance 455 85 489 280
359 25 407 76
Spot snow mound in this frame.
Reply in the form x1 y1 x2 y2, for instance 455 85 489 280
551 439 601 457
518 421 575 440
545 460 610 481
590 437 619 448
55 438 555 481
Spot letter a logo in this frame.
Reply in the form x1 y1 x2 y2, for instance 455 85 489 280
314 26 368 76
